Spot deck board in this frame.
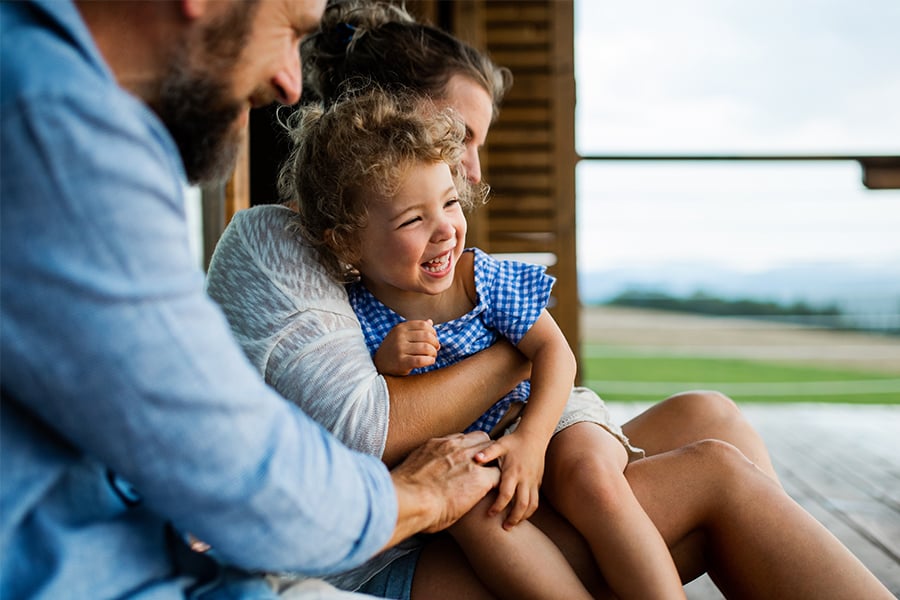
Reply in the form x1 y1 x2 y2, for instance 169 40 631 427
606 402 900 598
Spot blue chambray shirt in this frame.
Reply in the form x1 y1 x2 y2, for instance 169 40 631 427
0 2 397 598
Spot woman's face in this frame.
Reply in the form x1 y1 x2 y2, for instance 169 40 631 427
441 74 494 184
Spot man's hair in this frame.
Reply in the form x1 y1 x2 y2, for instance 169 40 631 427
278 87 488 282
301 0 512 119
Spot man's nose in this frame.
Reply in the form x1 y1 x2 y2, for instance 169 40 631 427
273 47 302 106
463 148 482 184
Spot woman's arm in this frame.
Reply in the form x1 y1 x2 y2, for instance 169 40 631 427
382 339 529 466
206 206 528 465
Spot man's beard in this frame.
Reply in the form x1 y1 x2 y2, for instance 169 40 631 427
155 65 244 184
152 3 258 184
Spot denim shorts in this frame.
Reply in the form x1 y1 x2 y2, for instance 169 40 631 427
354 548 421 600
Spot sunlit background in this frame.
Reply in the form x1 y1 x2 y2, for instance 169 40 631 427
574 0 900 325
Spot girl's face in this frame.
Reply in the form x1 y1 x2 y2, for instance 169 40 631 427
356 161 467 302
441 74 494 184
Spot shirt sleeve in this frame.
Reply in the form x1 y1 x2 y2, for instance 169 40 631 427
0 90 395 575
476 249 556 345
206 206 390 458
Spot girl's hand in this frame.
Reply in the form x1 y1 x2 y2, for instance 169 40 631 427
373 319 440 376
475 432 545 529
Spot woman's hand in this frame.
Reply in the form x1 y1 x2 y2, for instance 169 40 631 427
374 319 440 375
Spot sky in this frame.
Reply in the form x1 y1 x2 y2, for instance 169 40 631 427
574 0 900 273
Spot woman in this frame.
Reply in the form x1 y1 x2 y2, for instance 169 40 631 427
205 1 891 598
297 0 778 479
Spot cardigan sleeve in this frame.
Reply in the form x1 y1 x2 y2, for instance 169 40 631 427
206 205 390 458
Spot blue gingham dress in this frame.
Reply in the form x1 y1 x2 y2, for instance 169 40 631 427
349 247 555 433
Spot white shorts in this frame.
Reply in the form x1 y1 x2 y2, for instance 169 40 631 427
505 386 645 462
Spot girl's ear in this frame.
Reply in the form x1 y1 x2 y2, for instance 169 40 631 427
323 228 340 253
325 226 361 268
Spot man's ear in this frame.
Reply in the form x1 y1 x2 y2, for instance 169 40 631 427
181 0 209 20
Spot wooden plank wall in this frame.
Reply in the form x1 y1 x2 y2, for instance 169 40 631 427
411 1 581 363
481 1 580 361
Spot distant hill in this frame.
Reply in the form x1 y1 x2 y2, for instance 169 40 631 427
579 261 900 331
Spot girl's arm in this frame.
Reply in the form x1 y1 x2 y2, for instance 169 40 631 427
476 309 576 528
509 309 577 446
382 340 530 466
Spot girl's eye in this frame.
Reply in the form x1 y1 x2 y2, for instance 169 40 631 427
445 198 460 208
399 216 421 228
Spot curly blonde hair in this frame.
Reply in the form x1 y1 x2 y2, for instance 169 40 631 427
278 87 488 282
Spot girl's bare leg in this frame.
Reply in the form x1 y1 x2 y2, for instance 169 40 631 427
544 423 686 599
439 494 593 600
622 390 779 481
411 533 495 600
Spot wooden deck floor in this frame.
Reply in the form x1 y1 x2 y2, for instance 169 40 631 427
606 402 900 598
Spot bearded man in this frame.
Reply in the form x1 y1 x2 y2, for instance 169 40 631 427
0 2 499 598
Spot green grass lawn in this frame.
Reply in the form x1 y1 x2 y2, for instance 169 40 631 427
580 345 900 404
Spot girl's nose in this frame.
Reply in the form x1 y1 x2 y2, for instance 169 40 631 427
432 217 455 242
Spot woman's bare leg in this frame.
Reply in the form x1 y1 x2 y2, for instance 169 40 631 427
544 423 685 599
626 439 892 599
622 390 779 481
439 494 592 600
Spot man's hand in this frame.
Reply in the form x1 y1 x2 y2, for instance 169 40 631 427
373 319 440 375
384 432 500 550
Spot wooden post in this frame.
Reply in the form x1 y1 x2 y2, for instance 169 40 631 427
203 124 250 269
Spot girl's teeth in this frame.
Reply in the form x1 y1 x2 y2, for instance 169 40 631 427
424 254 450 272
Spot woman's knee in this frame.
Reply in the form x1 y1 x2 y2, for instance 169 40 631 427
665 390 741 425
680 438 759 484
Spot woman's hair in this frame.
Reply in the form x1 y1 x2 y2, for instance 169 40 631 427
301 0 512 119
278 87 488 282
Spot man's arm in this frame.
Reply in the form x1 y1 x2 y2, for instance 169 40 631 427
0 94 395 575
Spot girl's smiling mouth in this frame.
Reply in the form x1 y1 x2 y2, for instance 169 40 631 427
422 250 453 274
